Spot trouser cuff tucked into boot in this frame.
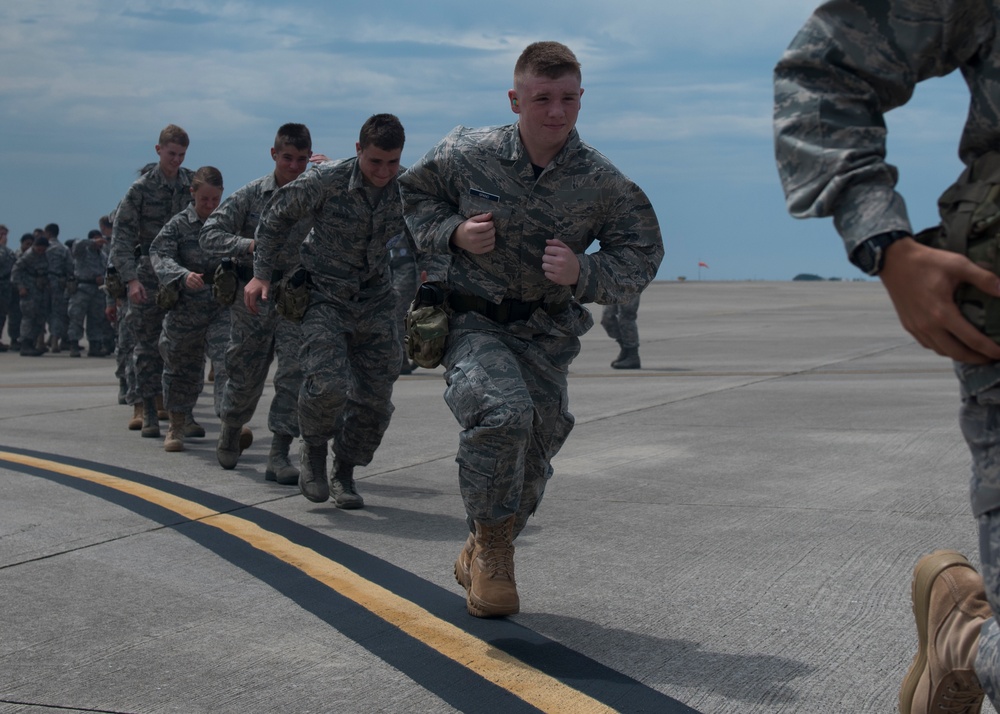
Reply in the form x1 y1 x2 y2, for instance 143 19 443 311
900 550 990 714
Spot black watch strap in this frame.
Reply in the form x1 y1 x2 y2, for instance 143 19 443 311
849 230 911 276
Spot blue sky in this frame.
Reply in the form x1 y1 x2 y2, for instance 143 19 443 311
0 0 972 281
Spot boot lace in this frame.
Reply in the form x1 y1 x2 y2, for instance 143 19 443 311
938 679 984 712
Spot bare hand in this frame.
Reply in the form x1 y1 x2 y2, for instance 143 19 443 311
880 238 1000 364
451 213 495 254
542 238 581 286
105 305 117 323
18 287 27 298
185 272 205 290
244 277 270 315
310 153 330 164
127 279 147 304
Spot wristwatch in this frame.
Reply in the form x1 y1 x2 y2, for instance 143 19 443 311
849 230 911 276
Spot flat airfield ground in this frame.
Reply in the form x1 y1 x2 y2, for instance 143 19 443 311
0 280 992 714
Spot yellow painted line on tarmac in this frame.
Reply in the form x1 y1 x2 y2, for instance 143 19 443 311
0 450 614 714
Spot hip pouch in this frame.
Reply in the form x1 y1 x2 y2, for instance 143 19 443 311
212 258 238 306
405 282 449 369
274 267 310 323
155 281 179 311
105 270 126 300
923 151 1000 342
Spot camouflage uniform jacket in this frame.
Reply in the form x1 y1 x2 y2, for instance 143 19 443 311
398 124 663 307
150 204 214 292
774 0 1000 392
46 241 73 279
11 249 48 290
253 157 404 292
201 172 312 277
0 244 15 281
774 0 998 257
110 165 194 282
72 240 107 283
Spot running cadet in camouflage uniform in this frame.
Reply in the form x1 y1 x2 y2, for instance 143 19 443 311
43 223 71 353
200 124 313 481
248 114 408 509
67 229 113 358
775 2 1000 712
110 125 193 436
151 166 230 452
399 42 663 618
11 237 51 357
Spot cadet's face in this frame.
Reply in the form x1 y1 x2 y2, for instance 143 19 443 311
192 184 223 221
0 230 7 246
156 142 187 179
356 144 402 188
509 72 583 159
32 245 46 256
272 145 312 187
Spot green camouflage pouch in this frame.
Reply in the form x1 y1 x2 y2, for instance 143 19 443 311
155 282 179 310
405 283 449 369
931 152 1000 342
105 268 126 300
212 258 238 306
275 267 309 323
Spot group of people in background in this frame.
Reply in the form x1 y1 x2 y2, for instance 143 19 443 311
0 41 662 623
0 221 116 359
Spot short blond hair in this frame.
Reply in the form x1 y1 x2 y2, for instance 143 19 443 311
158 123 190 148
514 42 581 85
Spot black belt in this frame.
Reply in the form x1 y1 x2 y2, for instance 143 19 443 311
448 293 569 324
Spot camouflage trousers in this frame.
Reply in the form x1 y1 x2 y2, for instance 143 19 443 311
124 274 167 402
391 254 418 366
962 390 1000 704
18 286 49 343
67 283 113 344
158 291 229 416
298 283 400 467
115 301 136 401
600 295 641 348
219 284 302 437
48 277 69 341
442 319 581 536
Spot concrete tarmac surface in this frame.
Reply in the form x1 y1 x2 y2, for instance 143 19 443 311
0 280 994 714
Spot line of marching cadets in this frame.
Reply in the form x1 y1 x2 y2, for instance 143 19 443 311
2 42 665 622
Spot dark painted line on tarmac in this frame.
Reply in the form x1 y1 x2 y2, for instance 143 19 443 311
0 445 700 714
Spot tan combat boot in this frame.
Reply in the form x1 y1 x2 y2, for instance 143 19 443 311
155 394 167 420
127 403 143 431
899 550 990 714
217 425 253 469
140 398 159 438
454 531 476 591
467 515 519 618
164 412 185 452
182 413 205 438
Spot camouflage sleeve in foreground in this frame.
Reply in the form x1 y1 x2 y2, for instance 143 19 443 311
200 177 265 259
110 168 194 282
253 170 322 280
150 205 200 287
773 0 994 256
398 125 663 305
